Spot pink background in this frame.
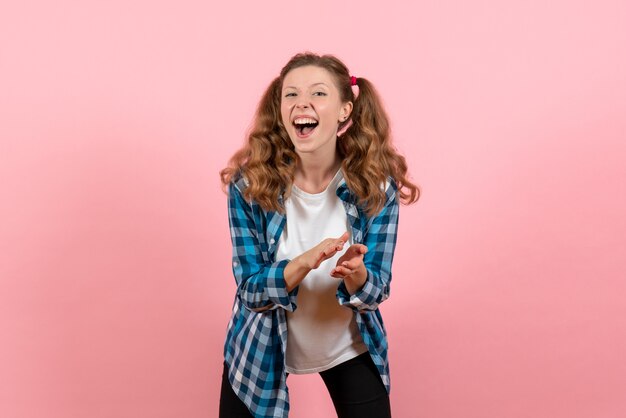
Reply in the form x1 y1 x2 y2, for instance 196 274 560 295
1 1 625 417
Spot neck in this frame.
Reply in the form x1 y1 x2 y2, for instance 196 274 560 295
294 152 342 194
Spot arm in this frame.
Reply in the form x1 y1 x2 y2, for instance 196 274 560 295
228 181 349 313
228 181 296 313
335 180 399 312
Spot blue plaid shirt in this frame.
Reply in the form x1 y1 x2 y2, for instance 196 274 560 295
223 172 399 417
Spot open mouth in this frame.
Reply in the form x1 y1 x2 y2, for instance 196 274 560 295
293 118 319 138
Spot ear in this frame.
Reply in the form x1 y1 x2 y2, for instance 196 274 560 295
339 101 353 122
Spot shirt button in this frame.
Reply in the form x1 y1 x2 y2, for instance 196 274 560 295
233 261 238 267
269 238 275 244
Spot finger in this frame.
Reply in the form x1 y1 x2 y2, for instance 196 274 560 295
330 269 347 279
341 260 359 270
334 265 354 276
322 248 333 258
323 245 340 258
344 258 365 270
335 231 349 245
358 244 368 254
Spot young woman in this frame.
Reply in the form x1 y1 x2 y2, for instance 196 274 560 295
219 52 419 418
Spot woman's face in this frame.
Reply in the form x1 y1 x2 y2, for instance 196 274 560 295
280 65 352 159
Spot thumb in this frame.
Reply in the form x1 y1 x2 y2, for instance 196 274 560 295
359 244 368 254
338 231 350 242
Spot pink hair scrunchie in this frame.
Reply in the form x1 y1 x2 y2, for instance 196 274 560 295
350 75 359 100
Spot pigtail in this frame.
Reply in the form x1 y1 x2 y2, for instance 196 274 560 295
339 77 419 216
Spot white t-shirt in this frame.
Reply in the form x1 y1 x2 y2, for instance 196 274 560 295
276 168 368 374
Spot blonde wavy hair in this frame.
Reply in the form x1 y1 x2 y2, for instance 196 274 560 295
220 51 420 217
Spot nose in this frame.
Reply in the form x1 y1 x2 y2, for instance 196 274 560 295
295 98 310 108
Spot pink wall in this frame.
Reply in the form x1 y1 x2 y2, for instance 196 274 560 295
1 1 625 417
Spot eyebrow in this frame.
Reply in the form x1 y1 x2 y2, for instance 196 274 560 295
283 82 329 90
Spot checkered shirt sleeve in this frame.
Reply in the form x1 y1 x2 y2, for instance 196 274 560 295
228 181 298 313
336 179 399 312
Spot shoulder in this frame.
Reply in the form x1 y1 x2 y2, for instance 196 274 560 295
382 176 399 205
227 171 254 215
229 170 250 196
337 174 398 207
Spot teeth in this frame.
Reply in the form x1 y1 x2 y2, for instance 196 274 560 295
293 117 318 125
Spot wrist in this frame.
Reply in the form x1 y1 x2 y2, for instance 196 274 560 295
295 253 314 271
345 265 367 295
285 255 313 292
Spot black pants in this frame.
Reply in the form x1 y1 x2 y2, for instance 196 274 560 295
219 352 391 417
